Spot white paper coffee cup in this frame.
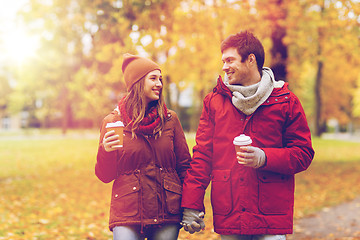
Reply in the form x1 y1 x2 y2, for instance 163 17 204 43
106 121 124 147
233 134 252 153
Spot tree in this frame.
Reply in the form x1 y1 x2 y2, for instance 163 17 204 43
6 0 359 135
257 0 289 81
18 0 90 132
285 0 360 136
0 73 12 113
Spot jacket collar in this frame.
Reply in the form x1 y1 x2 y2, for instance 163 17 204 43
214 75 232 99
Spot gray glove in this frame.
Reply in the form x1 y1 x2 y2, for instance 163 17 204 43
181 208 205 234
236 146 266 168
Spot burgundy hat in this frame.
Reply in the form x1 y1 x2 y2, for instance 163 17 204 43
122 53 161 91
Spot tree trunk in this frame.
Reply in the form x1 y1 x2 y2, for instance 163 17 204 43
164 75 172 110
267 0 288 81
314 1 326 137
61 86 72 135
270 26 288 81
314 56 324 136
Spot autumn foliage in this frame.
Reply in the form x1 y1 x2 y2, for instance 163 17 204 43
1 0 360 135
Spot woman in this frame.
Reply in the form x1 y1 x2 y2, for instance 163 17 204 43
95 53 191 240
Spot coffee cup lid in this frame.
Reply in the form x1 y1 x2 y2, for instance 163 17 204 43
106 121 124 128
233 134 252 146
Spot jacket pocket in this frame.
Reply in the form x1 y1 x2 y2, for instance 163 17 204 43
163 178 182 214
111 180 140 217
258 171 292 215
211 169 232 215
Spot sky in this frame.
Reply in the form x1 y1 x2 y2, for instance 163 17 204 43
0 0 26 22
0 0 40 65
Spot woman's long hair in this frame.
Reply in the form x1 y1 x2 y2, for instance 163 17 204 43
123 77 166 139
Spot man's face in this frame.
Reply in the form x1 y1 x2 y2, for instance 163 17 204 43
222 47 251 86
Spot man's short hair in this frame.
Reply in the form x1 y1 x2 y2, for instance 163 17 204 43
221 31 265 75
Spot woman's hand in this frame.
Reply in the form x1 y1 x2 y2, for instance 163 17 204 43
102 130 122 152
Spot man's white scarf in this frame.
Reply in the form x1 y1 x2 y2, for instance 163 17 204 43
224 67 285 115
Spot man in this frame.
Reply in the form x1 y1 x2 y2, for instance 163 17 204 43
180 31 314 240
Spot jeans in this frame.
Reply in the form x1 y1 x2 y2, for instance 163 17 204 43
221 235 286 240
113 224 180 240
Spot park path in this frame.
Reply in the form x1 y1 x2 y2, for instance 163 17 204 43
288 132 360 239
289 196 360 239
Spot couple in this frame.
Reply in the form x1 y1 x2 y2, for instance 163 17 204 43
95 30 315 240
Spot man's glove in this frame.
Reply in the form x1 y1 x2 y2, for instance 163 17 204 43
236 146 266 168
181 208 205 234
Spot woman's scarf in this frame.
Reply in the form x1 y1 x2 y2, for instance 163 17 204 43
224 67 284 115
118 97 167 135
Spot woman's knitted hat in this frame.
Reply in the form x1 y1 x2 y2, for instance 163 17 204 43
122 53 161 91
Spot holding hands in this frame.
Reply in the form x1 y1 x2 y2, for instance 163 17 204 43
181 208 205 234
236 146 266 168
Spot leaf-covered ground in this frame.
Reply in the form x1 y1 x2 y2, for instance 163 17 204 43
0 134 360 239
291 196 360 239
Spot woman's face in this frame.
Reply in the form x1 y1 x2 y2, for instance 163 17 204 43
144 69 162 104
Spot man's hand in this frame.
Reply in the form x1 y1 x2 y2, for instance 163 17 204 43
236 146 266 168
181 208 205 234
102 130 122 152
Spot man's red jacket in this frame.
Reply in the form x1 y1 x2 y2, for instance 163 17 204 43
181 76 314 235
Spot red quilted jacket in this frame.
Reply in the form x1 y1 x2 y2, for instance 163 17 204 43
181 76 314 235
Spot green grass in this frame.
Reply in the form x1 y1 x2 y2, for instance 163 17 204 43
0 134 106 239
0 132 360 239
293 137 360 218
312 137 360 162
0 138 98 178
